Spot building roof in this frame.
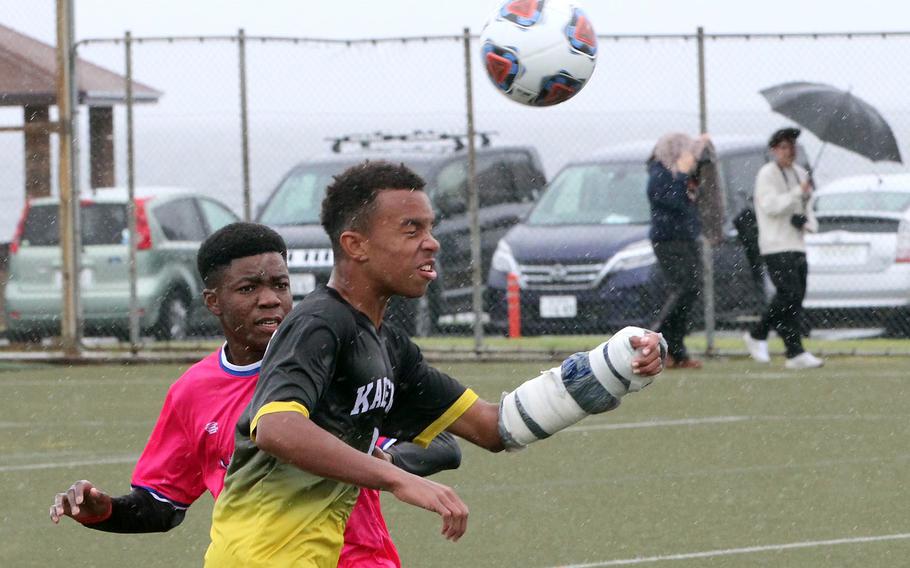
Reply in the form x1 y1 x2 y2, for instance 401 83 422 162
0 24 161 107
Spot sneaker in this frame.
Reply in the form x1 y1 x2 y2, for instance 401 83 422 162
666 355 703 369
742 332 770 363
785 351 824 369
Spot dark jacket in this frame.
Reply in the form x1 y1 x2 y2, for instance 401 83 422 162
646 159 701 242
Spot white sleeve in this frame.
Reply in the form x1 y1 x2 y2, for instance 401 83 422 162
497 327 666 450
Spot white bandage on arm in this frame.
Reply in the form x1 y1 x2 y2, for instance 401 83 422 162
498 326 665 450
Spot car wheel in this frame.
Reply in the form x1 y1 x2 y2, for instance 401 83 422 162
112 327 131 343
883 309 910 338
6 328 43 344
153 290 190 341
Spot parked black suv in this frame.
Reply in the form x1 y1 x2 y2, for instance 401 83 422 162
485 136 807 335
257 132 546 334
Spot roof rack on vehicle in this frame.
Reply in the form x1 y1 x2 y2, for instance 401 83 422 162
326 130 497 154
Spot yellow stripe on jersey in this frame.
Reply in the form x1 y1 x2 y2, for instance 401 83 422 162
413 388 479 448
250 400 310 441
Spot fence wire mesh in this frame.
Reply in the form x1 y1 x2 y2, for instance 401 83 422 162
4 29 910 353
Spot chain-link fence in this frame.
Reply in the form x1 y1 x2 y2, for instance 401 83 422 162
5 28 910 353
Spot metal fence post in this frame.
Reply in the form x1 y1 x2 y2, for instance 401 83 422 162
463 27 483 353
56 0 80 358
125 31 140 354
68 28 84 351
697 26 716 356
238 28 252 222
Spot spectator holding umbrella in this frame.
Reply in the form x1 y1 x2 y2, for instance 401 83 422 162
742 127 823 369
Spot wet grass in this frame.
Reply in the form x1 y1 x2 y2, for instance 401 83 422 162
3 356 910 567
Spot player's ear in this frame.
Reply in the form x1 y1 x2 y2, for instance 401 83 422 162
339 230 369 262
203 288 222 317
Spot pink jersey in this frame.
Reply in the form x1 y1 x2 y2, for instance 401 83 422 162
340 438 401 567
131 345 401 567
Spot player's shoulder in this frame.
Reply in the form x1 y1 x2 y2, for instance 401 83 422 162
167 350 223 397
380 319 422 364
380 318 412 347
284 286 360 336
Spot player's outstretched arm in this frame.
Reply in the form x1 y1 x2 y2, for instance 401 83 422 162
449 327 666 452
256 411 469 541
49 480 186 533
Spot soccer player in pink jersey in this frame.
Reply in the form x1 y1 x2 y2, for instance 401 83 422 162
49 222 460 567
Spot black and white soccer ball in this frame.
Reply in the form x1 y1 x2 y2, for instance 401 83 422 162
480 0 597 107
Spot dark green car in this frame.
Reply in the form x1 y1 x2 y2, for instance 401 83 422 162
4 187 239 342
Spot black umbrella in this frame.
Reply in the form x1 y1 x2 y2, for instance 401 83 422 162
760 81 902 169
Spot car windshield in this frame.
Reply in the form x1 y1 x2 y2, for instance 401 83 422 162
21 203 128 247
258 163 349 226
258 160 433 225
814 191 910 213
527 161 650 225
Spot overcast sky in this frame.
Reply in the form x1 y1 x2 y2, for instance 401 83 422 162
1 0 908 44
1 0 908 240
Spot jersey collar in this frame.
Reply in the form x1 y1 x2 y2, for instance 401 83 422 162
219 343 262 377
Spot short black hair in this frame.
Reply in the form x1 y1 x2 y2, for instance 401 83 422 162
197 222 287 286
320 160 426 254
768 127 801 148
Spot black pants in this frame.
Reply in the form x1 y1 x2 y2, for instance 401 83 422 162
651 240 702 361
751 251 807 358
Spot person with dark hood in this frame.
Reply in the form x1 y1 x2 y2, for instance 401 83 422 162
646 132 710 369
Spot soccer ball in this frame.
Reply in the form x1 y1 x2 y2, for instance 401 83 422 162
480 0 597 107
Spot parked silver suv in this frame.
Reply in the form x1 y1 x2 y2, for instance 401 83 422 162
4 186 239 342
257 132 546 335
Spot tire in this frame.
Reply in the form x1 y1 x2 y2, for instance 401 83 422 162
153 290 190 341
6 328 43 344
883 309 910 338
112 326 132 343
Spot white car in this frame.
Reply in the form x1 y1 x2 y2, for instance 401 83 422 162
804 174 910 336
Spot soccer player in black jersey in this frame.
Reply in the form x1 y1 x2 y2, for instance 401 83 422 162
206 162 666 568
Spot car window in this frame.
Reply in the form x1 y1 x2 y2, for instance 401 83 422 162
504 152 546 203
814 191 910 213
477 156 516 208
720 151 767 216
431 153 542 212
527 161 650 225
433 158 468 215
259 165 343 225
154 198 206 242
198 198 239 235
20 203 128 247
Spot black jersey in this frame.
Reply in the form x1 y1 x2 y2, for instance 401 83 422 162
246 285 472 449
207 286 477 567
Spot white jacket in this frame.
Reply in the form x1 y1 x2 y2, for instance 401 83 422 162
753 161 818 256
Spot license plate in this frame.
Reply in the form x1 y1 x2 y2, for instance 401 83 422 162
539 295 577 318
290 273 316 297
54 268 94 289
807 244 868 267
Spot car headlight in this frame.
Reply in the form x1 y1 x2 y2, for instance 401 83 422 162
607 239 657 274
491 240 521 276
